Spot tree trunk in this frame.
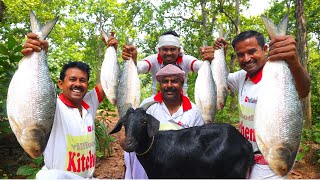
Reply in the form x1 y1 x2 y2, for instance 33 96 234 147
295 0 312 128
228 0 241 112
0 0 5 22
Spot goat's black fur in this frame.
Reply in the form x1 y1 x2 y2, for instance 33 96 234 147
110 107 254 178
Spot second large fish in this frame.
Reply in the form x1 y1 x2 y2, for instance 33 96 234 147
6 10 58 158
100 30 120 105
211 26 229 110
195 61 217 123
117 57 140 118
254 14 303 176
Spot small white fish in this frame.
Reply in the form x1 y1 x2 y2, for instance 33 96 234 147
211 26 229 110
7 10 58 158
100 30 120 105
195 61 217 123
255 14 303 176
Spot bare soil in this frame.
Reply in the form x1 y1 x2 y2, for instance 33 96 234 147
94 111 320 179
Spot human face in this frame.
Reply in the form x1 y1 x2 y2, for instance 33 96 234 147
159 45 181 65
159 76 183 103
58 67 89 106
234 37 268 77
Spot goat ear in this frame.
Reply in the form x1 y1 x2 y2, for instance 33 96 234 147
146 114 160 137
109 118 123 135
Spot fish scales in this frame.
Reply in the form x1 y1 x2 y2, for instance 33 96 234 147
254 14 303 176
195 61 217 123
6 10 58 159
117 59 140 118
211 27 229 110
100 30 119 105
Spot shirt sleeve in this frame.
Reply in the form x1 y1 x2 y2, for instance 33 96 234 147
191 60 203 73
227 70 246 93
84 87 100 112
137 60 150 74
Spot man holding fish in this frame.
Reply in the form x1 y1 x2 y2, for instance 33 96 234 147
213 16 310 178
121 30 214 95
20 32 117 178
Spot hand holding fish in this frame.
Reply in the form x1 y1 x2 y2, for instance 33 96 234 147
21 32 49 56
122 45 137 64
267 35 299 67
213 38 228 56
199 46 214 62
102 31 118 49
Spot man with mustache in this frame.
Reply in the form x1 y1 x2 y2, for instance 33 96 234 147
121 64 205 179
20 32 117 179
121 30 213 95
213 30 310 178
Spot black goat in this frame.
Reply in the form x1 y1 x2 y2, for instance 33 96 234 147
109 107 254 178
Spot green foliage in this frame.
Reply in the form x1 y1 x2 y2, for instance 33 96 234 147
16 156 43 179
95 111 116 158
0 35 23 114
0 34 23 138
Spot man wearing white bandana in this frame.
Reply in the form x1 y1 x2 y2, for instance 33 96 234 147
122 30 214 95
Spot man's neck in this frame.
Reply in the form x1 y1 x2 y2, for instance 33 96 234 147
163 100 181 116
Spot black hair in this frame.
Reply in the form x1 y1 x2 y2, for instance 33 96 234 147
59 61 91 81
161 30 180 38
232 30 265 49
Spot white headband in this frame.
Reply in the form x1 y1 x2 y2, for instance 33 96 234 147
155 34 181 53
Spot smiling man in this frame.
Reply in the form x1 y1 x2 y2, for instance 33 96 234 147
213 30 310 178
20 32 117 179
120 30 214 95
122 64 205 179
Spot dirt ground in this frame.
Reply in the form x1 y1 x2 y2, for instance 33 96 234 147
94 111 320 179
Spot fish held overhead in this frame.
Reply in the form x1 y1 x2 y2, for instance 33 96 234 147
6 10 58 158
254 14 303 177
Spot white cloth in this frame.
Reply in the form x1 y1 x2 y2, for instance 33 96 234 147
155 34 181 53
228 70 259 152
249 164 286 179
228 70 281 179
124 95 204 179
36 88 101 179
137 54 203 95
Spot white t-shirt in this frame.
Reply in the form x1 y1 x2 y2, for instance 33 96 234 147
124 93 204 179
137 53 203 95
37 87 102 179
228 69 260 152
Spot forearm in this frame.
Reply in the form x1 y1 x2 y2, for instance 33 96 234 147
289 61 310 98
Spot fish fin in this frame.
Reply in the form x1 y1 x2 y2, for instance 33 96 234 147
8 115 22 136
30 10 41 34
30 10 59 40
101 29 109 40
261 14 288 38
217 25 229 40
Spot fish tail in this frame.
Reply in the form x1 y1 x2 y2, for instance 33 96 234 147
101 29 109 40
30 10 58 40
261 14 288 38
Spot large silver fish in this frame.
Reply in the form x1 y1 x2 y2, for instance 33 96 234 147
100 30 119 105
6 10 58 159
195 60 217 123
254 14 303 176
116 39 140 118
211 26 229 110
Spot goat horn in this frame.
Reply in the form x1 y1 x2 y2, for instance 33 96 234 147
141 101 157 111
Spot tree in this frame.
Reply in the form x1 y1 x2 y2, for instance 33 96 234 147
295 0 312 128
